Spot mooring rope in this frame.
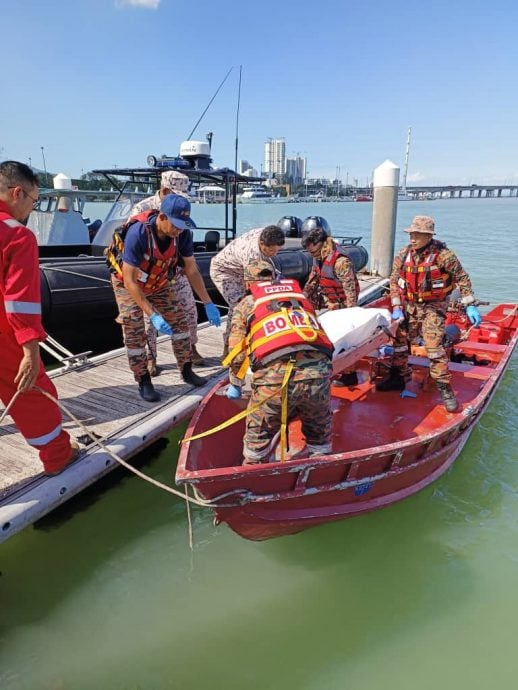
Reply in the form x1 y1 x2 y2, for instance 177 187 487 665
0 385 230 548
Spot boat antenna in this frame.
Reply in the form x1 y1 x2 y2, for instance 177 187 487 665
234 65 242 174
185 67 234 141
402 126 411 194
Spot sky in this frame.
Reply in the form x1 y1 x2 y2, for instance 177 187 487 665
2 0 518 186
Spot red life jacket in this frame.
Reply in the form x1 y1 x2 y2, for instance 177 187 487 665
247 278 333 366
398 241 453 303
313 245 360 305
106 211 177 294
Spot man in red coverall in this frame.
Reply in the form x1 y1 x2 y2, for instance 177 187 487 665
0 161 79 475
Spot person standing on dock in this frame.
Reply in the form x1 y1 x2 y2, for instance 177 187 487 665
378 215 482 412
209 225 286 357
0 161 80 475
301 226 360 386
225 260 334 464
108 194 219 402
129 171 209 374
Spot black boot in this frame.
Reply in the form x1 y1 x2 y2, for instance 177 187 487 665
436 381 459 412
191 346 206 366
138 372 160 402
334 371 359 387
181 362 208 387
375 366 406 392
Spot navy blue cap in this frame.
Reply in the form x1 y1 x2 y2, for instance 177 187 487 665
160 194 191 230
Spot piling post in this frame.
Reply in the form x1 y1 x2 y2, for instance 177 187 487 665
370 160 399 277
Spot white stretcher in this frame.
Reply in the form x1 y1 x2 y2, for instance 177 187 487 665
318 307 397 375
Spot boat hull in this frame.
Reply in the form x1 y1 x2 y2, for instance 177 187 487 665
212 431 469 540
177 302 518 540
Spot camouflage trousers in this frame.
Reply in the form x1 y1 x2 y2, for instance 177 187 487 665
391 301 450 383
244 358 333 463
111 277 191 381
209 272 245 354
144 272 198 364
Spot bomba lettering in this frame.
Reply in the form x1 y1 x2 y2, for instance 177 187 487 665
263 310 319 335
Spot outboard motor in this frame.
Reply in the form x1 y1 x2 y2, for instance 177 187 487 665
301 216 331 238
277 216 303 238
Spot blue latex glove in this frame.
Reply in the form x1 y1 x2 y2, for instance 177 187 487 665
392 307 404 321
204 302 221 327
150 312 173 336
226 384 242 399
466 305 482 327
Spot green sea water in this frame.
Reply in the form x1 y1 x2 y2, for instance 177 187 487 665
1 198 517 689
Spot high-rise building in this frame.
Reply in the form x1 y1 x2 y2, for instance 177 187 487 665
285 156 307 186
239 159 258 177
264 138 286 177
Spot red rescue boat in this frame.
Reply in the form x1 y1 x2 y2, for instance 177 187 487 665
176 300 518 540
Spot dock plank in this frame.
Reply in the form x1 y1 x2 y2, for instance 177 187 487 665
0 324 225 496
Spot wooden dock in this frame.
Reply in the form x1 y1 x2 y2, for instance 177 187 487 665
0 274 388 543
0 322 227 542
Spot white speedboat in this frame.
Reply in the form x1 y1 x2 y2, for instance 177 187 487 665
238 184 288 203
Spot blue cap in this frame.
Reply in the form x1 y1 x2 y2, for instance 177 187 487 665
160 194 191 230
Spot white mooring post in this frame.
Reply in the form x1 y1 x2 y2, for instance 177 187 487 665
370 160 400 277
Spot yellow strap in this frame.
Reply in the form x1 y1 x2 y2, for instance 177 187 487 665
107 251 123 277
280 306 319 343
181 360 295 462
248 308 319 354
222 337 251 381
222 338 247 367
278 359 294 462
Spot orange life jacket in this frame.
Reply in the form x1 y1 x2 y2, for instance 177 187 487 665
247 278 333 367
313 245 360 305
398 241 453 303
106 211 177 294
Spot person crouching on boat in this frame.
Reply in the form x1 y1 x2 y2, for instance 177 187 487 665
129 171 212 374
378 215 482 412
108 194 217 402
209 225 286 358
301 226 360 387
0 161 80 475
224 260 334 464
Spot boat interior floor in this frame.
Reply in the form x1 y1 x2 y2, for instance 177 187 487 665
194 354 497 470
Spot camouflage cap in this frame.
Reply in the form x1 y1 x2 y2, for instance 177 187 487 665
244 260 275 282
161 170 190 194
404 215 435 234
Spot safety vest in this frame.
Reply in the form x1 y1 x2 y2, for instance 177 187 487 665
398 242 453 303
247 279 333 366
313 245 360 305
106 211 177 294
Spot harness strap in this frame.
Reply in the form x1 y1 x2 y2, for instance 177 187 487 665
181 360 295 463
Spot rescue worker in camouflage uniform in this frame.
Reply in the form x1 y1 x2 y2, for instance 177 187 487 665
379 215 482 412
109 194 219 402
209 225 286 357
302 226 360 386
225 260 334 464
129 170 208 375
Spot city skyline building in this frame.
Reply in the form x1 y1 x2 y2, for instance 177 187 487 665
264 138 286 177
239 159 258 177
286 155 307 186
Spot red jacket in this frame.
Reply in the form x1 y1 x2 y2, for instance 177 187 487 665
0 201 47 345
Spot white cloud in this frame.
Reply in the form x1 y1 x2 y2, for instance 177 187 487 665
407 172 425 183
116 0 160 9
